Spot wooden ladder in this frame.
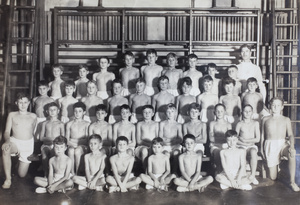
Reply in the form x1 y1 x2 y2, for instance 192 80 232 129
0 0 39 126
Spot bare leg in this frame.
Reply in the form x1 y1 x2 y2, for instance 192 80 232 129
195 176 214 192
50 179 74 192
2 142 18 189
68 147 75 175
73 176 88 187
74 147 85 175
211 148 222 175
125 177 141 189
140 147 149 166
249 148 258 181
283 147 300 191
18 161 30 178
268 166 278 180
140 174 155 187
106 176 118 186
34 176 48 187
41 147 52 177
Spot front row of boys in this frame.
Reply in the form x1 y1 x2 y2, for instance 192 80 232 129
2 93 299 192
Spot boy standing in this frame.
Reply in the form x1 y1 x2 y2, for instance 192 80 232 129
107 79 128 124
106 136 142 193
2 93 37 189
49 64 65 101
66 102 90 175
227 65 242 96
58 81 78 123
141 49 163 96
119 51 140 97
183 103 207 156
73 134 106 191
34 136 73 194
39 102 65 177
81 80 103 123
129 78 151 123
135 105 159 164
75 64 89 100
152 75 175 122
236 104 260 184
207 63 221 96
174 134 213 192
162 52 183 97
176 77 196 124
183 54 202 97
215 130 252 190
93 56 115 100
261 97 300 191
140 137 176 191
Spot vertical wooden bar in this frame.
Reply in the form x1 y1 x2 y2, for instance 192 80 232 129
189 9 193 54
271 0 277 97
53 7 58 64
256 10 260 66
122 9 125 52
39 0 45 79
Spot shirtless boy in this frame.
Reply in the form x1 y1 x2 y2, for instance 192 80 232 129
129 78 151 123
162 52 183 97
207 63 220 96
216 130 252 190
119 51 140 97
197 75 219 123
73 134 106 191
34 136 73 194
113 104 136 155
93 56 115 101
141 49 163 96
236 104 260 185
209 104 232 174
152 75 175 122
81 80 103 123
176 77 196 124
140 137 176 191
106 136 142 193
49 64 65 101
174 134 213 192
227 65 242 96
107 79 128 124
75 64 89 100
2 93 37 189
39 102 65 177
65 102 90 175
241 77 264 121
219 77 241 128
183 54 202 97
135 105 159 165
89 104 113 155
183 103 207 156
58 80 78 123
261 97 300 192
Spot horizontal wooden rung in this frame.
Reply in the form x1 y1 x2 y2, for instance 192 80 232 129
58 48 121 52
277 87 300 90
11 37 34 40
276 71 299 74
275 24 297 26
276 55 299 58
9 70 31 73
12 21 35 24
14 6 35 10
7 86 30 89
10 53 33 56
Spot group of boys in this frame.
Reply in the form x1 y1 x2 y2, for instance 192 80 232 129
1 46 299 193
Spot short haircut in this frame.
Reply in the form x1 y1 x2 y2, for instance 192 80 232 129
166 52 177 60
189 102 201 112
225 130 238 138
269 97 284 106
228 65 238 71
203 75 213 83
146 49 157 56
16 92 30 101
87 80 97 86
243 104 253 111
181 76 192 86
188 53 198 59
158 75 169 83
99 56 110 63
215 103 226 111
136 77 146 84
152 137 164 146
240 44 252 51
53 135 67 146
124 51 134 58
166 103 176 112
116 136 129 145
73 101 86 111
52 64 63 72
38 80 49 87
78 64 89 71
88 134 102 143
142 105 154 112
65 80 76 88
120 104 130 111
47 102 59 110
111 78 123 87
95 104 107 113
222 77 236 86
207 63 217 69
182 134 196 145
247 77 258 84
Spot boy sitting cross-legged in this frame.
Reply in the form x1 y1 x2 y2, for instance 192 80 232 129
140 137 176 191
174 134 213 192
73 134 106 191
34 136 73 194
106 136 142 193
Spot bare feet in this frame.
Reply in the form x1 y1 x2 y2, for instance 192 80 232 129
2 180 12 189
290 183 300 192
